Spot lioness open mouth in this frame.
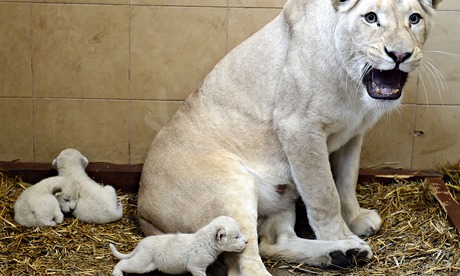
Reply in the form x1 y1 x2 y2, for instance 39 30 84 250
363 67 408 100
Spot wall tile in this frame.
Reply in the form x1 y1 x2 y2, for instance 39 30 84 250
228 8 281 51
34 99 129 163
418 11 460 105
130 6 227 100
0 99 34 162
438 0 460 11
130 0 226 6
402 68 418 104
0 3 32 97
33 0 128 4
361 105 416 169
0 0 28 2
130 100 182 163
229 0 286 8
412 105 460 169
31 4 129 99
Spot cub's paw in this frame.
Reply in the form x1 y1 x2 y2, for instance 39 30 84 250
349 208 382 237
327 238 373 268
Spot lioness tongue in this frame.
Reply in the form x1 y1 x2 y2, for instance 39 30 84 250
372 69 401 89
380 87 396 95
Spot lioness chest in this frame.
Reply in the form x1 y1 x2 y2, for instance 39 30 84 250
202 95 379 185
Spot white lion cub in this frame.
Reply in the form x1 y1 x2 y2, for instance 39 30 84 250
14 176 79 227
109 216 247 276
52 148 123 224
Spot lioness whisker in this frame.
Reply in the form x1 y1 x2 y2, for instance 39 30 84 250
420 62 445 105
417 69 430 105
424 57 448 92
426 50 460 60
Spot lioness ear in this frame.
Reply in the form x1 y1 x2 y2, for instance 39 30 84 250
430 0 443 9
216 229 227 243
331 0 358 11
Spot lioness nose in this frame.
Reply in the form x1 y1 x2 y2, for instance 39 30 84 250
385 47 412 63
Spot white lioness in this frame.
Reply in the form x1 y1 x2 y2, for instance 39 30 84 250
109 216 247 276
14 176 79 227
138 0 442 274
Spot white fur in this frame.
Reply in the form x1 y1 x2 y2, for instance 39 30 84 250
52 148 123 224
138 0 442 274
14 176 79 227
109 216 247 276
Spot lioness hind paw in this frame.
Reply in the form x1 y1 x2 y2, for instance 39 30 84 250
349 209 382 237
328 248 371 269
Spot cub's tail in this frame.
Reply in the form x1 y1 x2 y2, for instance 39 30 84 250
109 243 134 260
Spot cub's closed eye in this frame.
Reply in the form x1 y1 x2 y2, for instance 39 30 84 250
409 13 422 25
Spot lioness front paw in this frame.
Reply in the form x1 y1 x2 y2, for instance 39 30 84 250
329 248 371 268
348 208 382 237
327 237 373 268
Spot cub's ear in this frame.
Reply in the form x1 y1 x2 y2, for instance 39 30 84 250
216 229 227 244
81 155 89 169
52 158 58 169
331 0 358 11
52 186 62 196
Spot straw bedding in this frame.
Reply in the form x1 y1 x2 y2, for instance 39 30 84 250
439 162 460 203
1 171 459 275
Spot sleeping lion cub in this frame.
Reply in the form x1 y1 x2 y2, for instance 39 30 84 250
14 176 79 227
138 0 443 274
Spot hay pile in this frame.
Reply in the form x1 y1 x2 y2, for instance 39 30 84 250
0 173 143 275
439 162 460 202
1 172 459 275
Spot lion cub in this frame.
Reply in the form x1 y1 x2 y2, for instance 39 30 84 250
14 176 79 227
109 216 247 276
52 148 123 224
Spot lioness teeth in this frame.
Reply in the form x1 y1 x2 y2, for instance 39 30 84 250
392 89 399 94
375 88 381 94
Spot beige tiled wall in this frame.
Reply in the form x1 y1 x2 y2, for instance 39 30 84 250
0 0 459 170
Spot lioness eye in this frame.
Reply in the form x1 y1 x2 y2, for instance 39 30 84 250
409 13 422 25
364 12 378 24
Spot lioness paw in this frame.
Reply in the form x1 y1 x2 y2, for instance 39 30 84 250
349 209 382 237
329 248 371 268
326 237 372 268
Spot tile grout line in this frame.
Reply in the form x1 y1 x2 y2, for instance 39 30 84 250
128 0 131 164
226 0 229 53
410 75 421 170
29 0 36 163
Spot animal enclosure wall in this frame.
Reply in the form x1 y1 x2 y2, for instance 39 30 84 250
0 0 459 169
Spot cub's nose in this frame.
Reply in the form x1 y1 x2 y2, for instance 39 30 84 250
385 47 412 63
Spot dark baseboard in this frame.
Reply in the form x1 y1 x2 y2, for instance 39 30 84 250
0 162 143 193
0 162 442 192
2 162 457 233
